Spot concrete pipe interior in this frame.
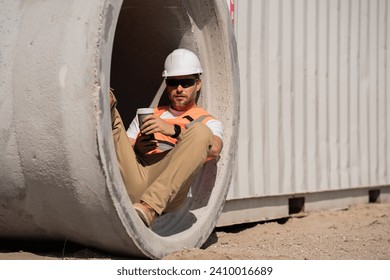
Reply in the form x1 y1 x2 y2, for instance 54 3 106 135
0 0 239 259
109 0 238 253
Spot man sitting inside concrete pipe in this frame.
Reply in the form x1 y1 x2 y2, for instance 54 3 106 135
110 48 223 227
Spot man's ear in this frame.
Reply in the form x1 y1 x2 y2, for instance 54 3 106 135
196 79 202 92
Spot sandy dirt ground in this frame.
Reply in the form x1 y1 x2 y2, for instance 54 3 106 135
0 203 389 260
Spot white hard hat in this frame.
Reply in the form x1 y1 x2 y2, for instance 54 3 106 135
162 48 203 77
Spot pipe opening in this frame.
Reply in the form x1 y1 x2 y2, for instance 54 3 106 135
109 0 223 240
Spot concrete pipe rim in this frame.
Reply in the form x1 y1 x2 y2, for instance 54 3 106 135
103 0 239 258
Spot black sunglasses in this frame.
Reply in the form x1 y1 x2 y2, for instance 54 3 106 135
165 79 198 88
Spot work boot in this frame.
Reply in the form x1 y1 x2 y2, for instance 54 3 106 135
133 201 158 228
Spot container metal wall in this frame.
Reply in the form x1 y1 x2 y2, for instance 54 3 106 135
229 0 390 200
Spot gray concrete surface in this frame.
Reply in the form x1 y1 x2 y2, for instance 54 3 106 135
0 0 239 259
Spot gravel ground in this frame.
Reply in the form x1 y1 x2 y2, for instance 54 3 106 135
0 203 389 260
164 203 390 260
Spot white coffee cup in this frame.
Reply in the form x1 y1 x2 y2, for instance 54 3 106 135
137 108 154 138
137 108 154 127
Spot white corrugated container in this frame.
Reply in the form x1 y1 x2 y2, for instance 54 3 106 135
219 0 390 226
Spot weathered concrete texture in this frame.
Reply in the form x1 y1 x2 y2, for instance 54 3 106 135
0 0 239 259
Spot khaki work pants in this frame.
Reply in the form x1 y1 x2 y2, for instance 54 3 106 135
111 108 213 215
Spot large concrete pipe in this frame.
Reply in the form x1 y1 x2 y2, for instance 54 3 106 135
0 0 239 258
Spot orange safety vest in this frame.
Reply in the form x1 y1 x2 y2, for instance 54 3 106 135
141 106 215 154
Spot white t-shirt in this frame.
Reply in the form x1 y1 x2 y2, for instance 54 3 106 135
126 107 223 139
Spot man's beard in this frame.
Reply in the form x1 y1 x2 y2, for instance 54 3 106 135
171 97 194 111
